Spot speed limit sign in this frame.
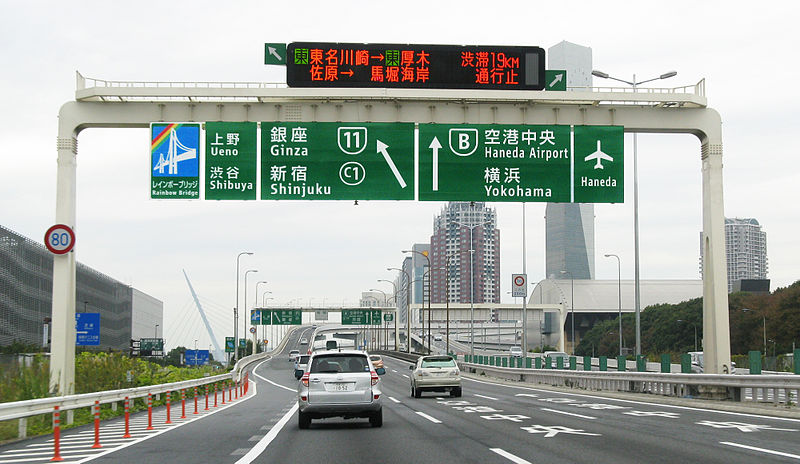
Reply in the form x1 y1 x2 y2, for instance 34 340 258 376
44 224 75 255
512 273 527 298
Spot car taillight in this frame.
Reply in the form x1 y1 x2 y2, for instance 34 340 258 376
370 371 379 386
301 373 309 387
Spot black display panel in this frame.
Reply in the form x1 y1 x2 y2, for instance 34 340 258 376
286 42 545 91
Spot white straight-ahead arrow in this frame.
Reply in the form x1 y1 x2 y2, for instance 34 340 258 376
429 136 442 191
376 140 407 188
268 47 283 61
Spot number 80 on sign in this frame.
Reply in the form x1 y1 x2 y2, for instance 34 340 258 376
44 224 75 255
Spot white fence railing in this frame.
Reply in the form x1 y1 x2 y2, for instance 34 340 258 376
461 362 800 405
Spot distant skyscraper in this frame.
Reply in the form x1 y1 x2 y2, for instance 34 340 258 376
700 218 768 292
430 202 500 304
545 41 595 280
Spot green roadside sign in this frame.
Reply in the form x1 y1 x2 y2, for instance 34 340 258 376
264 43 287 65
261 122 414 200
270 309 302 325
418 124 622 203
205 122 257 200
384 313 394 322
342 309 382 325
225 337 235 353
545 70 567 91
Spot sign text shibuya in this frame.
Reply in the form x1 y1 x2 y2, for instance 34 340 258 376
150 122 622 203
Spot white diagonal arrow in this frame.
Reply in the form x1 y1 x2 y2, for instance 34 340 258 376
268 46 283 61
429 136 442 191
376 140 406 188
549 73 563 88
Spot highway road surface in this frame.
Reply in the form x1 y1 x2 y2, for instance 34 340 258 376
2 326 799 463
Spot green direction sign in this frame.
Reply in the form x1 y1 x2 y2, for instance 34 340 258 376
384 313 394 322
418 124 623 203
140 338 164 356
271 309 302 325
341 309 368 325
225 337 235 353
205 122 257 200
418 124 571 202
545 70 567 91
264 43 287 65
574 125 624 203
239 338 247 348
150 123 200 199
259 309 270 325
342 309 382 325
261 122 414 200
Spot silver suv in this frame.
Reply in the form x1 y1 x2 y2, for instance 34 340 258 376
295 350 386 428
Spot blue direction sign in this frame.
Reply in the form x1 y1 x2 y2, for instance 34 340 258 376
185 349 209 366
150 123 200 199
250 309 262 325
75 312 100 346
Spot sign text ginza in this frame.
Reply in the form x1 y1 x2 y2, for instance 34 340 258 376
150 122 623 203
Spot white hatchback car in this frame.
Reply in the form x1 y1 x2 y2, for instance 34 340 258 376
410 355 461 398
295 350 386 428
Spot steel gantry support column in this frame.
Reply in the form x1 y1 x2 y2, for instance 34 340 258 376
50 123 78 396
701 140 731 374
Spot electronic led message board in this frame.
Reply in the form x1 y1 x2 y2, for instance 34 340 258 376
286 42 545 90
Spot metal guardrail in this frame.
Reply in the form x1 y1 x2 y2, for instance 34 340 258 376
460 361 800 405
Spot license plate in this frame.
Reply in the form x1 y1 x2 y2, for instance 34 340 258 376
330 382 351 392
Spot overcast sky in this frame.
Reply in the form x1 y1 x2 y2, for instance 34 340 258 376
2 1 797 350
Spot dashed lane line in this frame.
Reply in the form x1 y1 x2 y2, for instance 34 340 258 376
490 448 534 464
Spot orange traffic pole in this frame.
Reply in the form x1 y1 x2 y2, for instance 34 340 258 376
92 401 102 448
165 391 172 424
50 406 63 462
204 385 209 411
180 389 187 419
214 383 218 407
193 386 199 415
123 397 131 438
146 393 154 430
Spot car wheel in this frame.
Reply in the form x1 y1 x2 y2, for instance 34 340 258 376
413 384 421 398
298 411 311 429
454 387 462 397
369 409 383 428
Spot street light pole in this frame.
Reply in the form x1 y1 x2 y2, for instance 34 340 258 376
403 250 431 353
388 267 411 353
452 205 494 363
244 269 258 356
592 69 676 356
560 270 575 355
235 251 253 362
605 254 622 356
378 279 398 350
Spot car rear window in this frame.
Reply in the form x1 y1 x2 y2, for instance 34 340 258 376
311 354 370 373
421 357 456 368
298 355 310 363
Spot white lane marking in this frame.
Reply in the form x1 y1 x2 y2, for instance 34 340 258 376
392 369 398 373
490 448 533 464
474 394 498 401
387 396 401 403
234 403 298 464
720 441 800 460
253 359 296 392
461 376 800 423
401 374 409 379
415 411 442 424
540 408 597 420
